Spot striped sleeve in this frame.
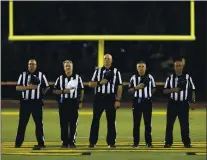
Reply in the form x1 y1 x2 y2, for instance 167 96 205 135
17 73 23 86
189 76 195 90
78 76 84 89
54 77 60 90
149 74 156 88
128 75 135 88
116 70 122 85
91 69 98 82
164 77 170 89
42 74 50 88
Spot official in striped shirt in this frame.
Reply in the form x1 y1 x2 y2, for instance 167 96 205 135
53 60 84 148
15 59 50 148
88 54 123 148
128 61 156 148
163 59 196 148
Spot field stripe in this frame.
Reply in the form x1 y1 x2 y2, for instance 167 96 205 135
2 141 206 156
1 152 83 156
196 153 207 156
2 149 206 153
1 111 206 116
2 141 206 145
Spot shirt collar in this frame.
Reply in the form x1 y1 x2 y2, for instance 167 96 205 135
27 70 38 75
103 66 113 70
64 72 75 78
136 72 147 77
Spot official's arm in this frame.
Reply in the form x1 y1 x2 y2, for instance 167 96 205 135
163 77 180 94
116 71 123 101
42 74 50 95
16 73 37 91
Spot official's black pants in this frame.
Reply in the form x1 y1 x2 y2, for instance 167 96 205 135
165 100 191 145
58 99 79 145
89 94 116 145
132 98 152 145
15 100 45 146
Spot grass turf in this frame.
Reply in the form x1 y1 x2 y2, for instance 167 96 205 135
1 107 206 160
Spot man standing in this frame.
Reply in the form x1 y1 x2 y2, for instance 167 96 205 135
88 54 123 148
163 59 196 148
53 60 84 148
128 61 156 148
15 59 50 148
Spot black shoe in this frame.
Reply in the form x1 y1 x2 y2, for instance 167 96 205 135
14 144 21 148
184 144 192 148
70 144 76 148
108 144 116 148
61 143 68 148
33 144 45 150
164 144 172 148
88 144 95 148
132 144 139 148
37 143 46 148
146 143 153 148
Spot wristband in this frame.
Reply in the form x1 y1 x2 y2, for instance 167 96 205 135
79 100 83 103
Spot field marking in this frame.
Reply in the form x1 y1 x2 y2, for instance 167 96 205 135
2 141 206 145
2 141 206 156
195 153 207 156
1 112 19 115
1 152 83 156
1 111 206 116
1 149 206 154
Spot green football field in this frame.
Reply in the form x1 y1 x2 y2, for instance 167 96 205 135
1 107 206 160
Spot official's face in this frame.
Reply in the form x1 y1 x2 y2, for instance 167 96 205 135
28 60 37 73
104 54 112 67
174 61 184 74
64 62 73 73
137 63 146 74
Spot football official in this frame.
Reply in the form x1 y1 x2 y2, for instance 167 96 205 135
15 59 50 148
163 59 196 148
53 60 84 148
88 54 123 148
128 61 156 148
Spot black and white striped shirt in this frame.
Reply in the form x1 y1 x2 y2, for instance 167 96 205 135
128 73 156 98
54 73 84 100
164 73 196 101
17 71 50 100
91 66 122 94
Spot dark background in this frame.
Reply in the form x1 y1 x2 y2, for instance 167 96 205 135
1 1 207 102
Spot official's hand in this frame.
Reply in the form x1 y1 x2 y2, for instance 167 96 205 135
27 84 37 90
79 103 83 109
100 79 108 85
89 82 97 87
63 89 71 94
135 83 145 90
128 88 135 93
42 89 46 95
190 103 195 110
173 88 180 93
114 101 120 109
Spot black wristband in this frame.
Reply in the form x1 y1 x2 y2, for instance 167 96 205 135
79 100 83 103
